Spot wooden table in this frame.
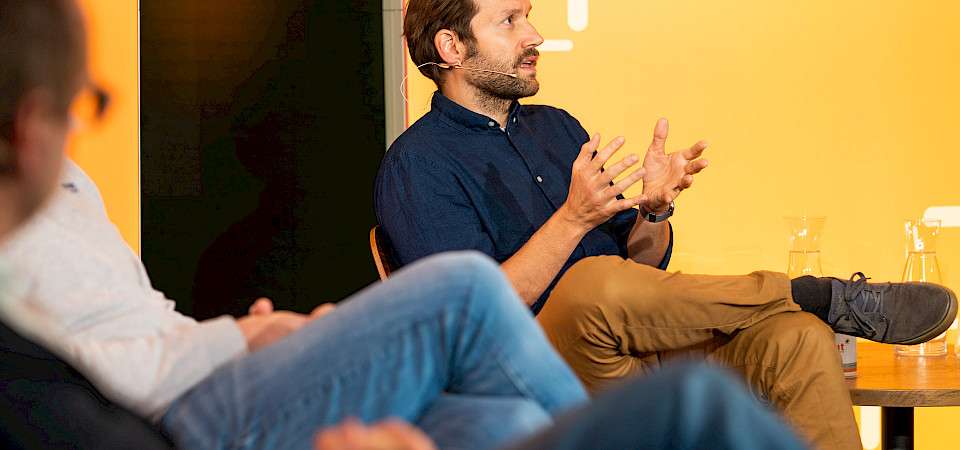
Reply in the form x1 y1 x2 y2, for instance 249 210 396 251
846 340 960 449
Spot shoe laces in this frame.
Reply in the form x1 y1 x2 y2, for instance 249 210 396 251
840 272 885 337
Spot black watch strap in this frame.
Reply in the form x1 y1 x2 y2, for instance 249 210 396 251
639 201 674 223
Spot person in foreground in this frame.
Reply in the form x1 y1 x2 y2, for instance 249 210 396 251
374 0 959 448
0 1 171 447
0 0 808 448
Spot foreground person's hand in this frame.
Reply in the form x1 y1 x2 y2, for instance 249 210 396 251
314 418 438 450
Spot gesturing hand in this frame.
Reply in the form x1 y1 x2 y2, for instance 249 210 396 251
562 133 647 231
238 298 336 352
640 118 709 212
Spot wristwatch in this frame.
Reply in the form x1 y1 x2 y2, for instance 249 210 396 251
639 201 674 223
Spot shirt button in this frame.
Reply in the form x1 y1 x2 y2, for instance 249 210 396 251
536 176 543 183
488 121 496 127
512 117 517 123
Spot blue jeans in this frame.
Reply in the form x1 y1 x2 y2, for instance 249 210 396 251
502 365 806 450
160 251 804 449
160 252 588 449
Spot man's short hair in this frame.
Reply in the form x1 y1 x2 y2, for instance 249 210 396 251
403 0 478 86
0 0 86 129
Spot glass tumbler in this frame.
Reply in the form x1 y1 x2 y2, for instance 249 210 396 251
894 218 946 356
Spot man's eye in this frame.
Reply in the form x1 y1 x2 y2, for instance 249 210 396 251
503 17 512 24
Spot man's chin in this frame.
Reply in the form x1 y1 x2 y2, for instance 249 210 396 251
520 81 539 99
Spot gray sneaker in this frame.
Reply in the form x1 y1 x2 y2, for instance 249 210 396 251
828 272 958 344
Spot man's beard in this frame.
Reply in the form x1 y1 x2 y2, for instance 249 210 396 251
463 46 540 102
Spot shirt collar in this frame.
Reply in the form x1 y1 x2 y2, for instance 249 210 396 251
430 91 522 133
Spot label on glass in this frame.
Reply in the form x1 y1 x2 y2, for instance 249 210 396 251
836 333 857 377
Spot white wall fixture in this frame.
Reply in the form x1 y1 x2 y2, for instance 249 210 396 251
924 206 960 227
567 0 588 31
539 40 574 52
538 0 587 52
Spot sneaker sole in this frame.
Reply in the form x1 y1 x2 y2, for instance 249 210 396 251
897 287 959 345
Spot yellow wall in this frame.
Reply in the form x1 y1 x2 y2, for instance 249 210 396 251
405 1 960 448
69 0 140 254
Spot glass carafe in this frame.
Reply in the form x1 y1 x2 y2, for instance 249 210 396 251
894 218 945 356
786 216 857 376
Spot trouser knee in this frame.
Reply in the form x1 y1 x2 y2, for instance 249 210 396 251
404 251 511 298
719 312 841 405
391 251 527 321
751 313 838 365
411 250 503 283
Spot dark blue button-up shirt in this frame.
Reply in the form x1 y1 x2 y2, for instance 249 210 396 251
375 92 671 314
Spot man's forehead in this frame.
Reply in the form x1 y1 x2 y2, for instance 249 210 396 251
472 0 532 19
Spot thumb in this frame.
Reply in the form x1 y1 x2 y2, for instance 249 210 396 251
649 118 669 152
249 297 275 315
310 302 336 319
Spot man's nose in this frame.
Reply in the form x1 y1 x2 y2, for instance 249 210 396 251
523 22 544 48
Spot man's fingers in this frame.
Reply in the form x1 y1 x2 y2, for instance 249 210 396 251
607 167 645 196
685 158 709 175
573 133 601 170
648 118 669 152
613 194 645 211
682 140 708 160
600 153 639 184
589 136 626 170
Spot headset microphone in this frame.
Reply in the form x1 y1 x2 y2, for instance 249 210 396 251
437 63 518 78
400 61 521 110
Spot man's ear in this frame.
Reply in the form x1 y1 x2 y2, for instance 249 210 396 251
13 89 55 137
434 29 467 66
10 89 57 177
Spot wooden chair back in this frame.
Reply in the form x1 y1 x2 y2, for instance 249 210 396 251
369 225 401 280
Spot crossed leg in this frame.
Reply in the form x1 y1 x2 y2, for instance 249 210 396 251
537 255 861 450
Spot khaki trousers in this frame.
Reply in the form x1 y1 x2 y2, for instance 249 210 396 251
536 255 861 450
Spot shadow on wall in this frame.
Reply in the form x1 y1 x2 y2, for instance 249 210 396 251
139 0 385 320
190 52 382 319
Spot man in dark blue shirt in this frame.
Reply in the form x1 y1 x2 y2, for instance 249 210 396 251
377 93 661 314
375 1 958 448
